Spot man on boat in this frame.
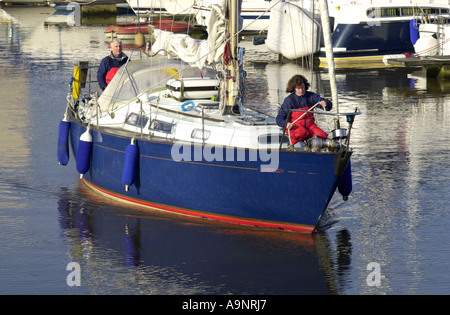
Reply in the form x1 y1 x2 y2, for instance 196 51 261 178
276 74 332 145
97 38 129 90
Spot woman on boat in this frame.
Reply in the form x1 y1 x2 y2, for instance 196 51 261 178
276 74 332 145
97 38 129 90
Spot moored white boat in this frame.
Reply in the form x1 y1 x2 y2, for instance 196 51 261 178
320 0 450 68
383 15 450 78
125 0 195 17
193 0 318 35
104 19 194 42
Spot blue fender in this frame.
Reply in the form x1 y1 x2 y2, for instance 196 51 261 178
57 118 70 166
338 160 352 201
76 128 92 177
122 139 139 191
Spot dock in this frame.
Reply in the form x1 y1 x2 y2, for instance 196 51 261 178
385 56 450 79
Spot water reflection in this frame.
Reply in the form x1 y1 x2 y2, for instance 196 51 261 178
1 6 116 70
0 48 31 210
324 67 450 294
55 182 362 294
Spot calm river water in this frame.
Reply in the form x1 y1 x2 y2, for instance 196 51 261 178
1 6 449 297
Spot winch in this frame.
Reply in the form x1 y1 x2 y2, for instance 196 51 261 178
305 129 347 152
331 128 347 140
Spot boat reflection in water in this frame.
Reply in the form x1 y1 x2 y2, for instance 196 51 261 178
57 183 354 294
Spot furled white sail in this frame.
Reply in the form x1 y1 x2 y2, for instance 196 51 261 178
266 1 320 59
150 1 226 69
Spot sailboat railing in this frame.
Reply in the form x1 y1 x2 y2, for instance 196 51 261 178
106 48 143 114
279 108 362 150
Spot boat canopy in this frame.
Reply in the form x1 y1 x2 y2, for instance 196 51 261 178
97 57 217 112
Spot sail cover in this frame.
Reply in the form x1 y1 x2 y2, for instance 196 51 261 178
151 1 226 69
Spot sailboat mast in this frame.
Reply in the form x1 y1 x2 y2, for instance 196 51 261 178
222 0 240 115
318 0 339 115
229 0 238 60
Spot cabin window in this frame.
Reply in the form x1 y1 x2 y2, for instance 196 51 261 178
149 119 174 134
367 7 437 18
258 134 289 145
195 103 219 110
191 129 211 140
125 113 149 127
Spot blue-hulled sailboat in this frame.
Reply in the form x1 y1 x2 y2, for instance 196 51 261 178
58 0 361 233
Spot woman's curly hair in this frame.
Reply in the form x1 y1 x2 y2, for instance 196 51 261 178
285 75 310 93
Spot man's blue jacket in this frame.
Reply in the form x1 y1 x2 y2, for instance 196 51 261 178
97 52 128 90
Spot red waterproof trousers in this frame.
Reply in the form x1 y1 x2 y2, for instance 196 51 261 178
288 108 328 144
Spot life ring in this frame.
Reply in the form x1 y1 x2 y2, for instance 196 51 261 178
181 100 195 111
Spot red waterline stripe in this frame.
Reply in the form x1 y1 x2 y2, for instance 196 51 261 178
81 179 315 233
